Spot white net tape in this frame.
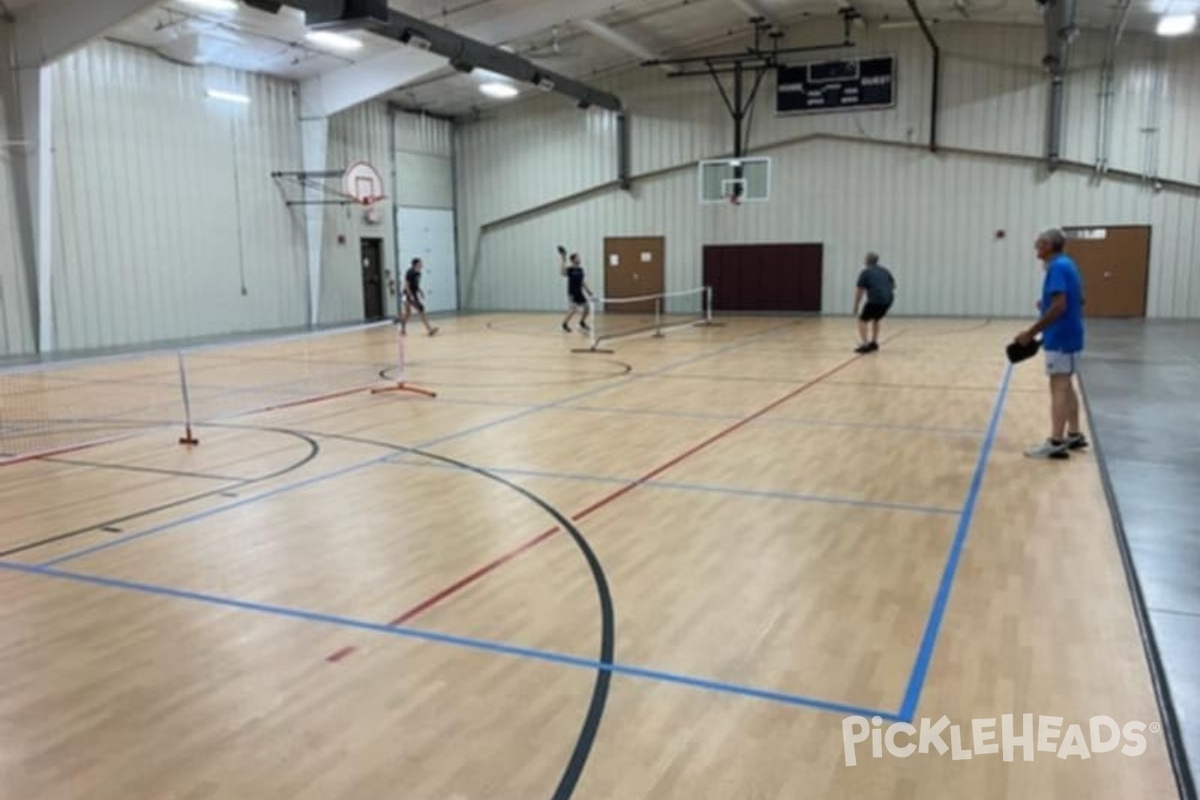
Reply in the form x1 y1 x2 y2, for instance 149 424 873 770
581 286 713 351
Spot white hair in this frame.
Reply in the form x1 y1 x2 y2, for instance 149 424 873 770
1037 228 1066 252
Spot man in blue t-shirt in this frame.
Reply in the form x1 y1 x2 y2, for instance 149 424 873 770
1014 228 1088 460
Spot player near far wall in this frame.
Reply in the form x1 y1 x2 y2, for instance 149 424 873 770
400 258 439 337
558 245 594 333
853 252 896 353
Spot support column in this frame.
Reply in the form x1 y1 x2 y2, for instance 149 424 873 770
18 64 55 353
300 116 329 327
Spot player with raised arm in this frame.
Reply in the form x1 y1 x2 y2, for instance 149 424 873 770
558 245 593 333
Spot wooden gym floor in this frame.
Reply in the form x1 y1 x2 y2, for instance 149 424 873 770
0 316 1180 799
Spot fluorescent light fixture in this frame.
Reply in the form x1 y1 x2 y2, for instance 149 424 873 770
479 82 519 99
304 30 364 51
205 88 251 104
182 0 238 12
1156 13 1196 35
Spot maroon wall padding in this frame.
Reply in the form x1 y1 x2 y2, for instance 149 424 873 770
702 243 823 312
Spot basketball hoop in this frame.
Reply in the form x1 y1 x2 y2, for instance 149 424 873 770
344 161 385 206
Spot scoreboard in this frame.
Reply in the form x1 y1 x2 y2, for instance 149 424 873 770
776 55 896 115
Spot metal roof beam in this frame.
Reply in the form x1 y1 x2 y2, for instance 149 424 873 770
279 0 623 117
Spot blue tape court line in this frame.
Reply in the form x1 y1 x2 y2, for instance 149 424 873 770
386 459 962 517
38 322 802 566
39 453 397 567
896 363 1013 723
0 559 898 721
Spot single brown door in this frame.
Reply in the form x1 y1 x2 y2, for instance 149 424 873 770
1063 226 1150 318
360 238 385 321
603 236 666 314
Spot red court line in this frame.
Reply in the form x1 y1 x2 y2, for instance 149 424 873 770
328 341 886 661
326 646 357 663
389 528 560 626
0 430 150 468
245 383 377 415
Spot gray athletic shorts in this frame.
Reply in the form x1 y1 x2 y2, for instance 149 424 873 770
1045 350 1079 376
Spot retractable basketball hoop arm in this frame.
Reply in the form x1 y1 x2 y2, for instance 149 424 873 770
269 170 359 206
643 17 858 192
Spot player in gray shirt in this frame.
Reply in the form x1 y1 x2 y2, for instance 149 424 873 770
854 252 896 353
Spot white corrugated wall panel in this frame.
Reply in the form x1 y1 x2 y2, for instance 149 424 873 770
0 23 36 357
456 23 1200 320
320 101 393 324
395 152 453 209
49 40 305 352
465 137 1200 318
393 109 453 157
393 108 455 210
1159 42 1200 186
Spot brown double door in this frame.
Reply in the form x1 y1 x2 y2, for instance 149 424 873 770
603 237 665 314
1063 226 1150 318
702 243 823 312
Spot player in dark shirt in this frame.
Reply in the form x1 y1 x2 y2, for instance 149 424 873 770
559 247 593 333
853 252 896 353
399 258 438 337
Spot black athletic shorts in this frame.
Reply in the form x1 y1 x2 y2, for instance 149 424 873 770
569 291 587 306
860 302 891 322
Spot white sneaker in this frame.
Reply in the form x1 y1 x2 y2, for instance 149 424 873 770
1025 439 1069 460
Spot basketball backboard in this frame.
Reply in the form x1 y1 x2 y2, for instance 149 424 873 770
698 157 770 204
344 161 385 205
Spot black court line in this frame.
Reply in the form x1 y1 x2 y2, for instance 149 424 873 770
42 457 250 483
205 422 614 800
0 429 320 559
654 372 812 385
406 358 634 379
1079 371 1198 800
380 361 633 389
